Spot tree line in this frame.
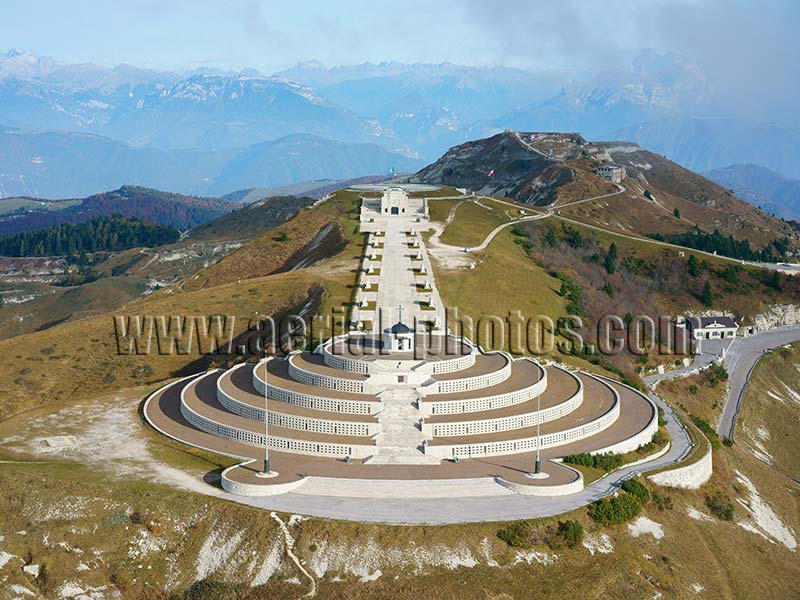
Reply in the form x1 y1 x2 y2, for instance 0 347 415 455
0 185 236 235
648 228 789 262
0 214 180 257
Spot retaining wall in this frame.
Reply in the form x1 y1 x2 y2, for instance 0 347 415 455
648 444 713 489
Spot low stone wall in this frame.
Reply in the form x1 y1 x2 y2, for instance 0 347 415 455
320 336 371 374
423 378 583 437
221 462 308 496
420 361 549 417
495 467 584 497
181 376 374 459
288 353 366 393
648 444 713 489
253 359 379 415
425 378 619 459
429 351 477 375
431 353 512 394
589 375 659 456
143 372 249 461
621 440 671 468
218 367 380 437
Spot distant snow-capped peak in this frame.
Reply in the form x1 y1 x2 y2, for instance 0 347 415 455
158 73 331 106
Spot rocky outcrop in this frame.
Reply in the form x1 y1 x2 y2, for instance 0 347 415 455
408 132 580 205
753 304 800 330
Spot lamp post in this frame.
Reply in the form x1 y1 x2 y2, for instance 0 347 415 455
263 357 270 474
257 354 274 478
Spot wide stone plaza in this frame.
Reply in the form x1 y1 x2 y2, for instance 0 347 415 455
144 185 659 506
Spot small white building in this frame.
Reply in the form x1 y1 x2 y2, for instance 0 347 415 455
380 187 409 215
383 321 415 352
595 164 626 183
685 316 738 340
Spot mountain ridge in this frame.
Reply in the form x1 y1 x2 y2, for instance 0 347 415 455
703 163 800 221
0 185 238 234
0 127 422 199
410 130 798 249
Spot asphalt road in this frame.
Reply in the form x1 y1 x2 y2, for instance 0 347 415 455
645 325 800 440
718 325 800 438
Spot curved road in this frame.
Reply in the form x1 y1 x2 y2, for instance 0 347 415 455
429 184 626 254
718 325 800 438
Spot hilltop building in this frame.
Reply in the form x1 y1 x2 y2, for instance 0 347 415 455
380 187 409 215
686 315 739 340
383 320 415 351
595 164 626 183
358 184 429 223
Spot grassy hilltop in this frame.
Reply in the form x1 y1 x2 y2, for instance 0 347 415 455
0 183 798 598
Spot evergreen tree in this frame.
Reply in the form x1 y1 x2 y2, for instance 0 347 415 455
604 243 618 274
768 270 782 291
687 254 700 277
543 228 558 249
702 281 714 307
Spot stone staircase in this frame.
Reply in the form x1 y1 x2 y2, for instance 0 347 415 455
365 387 440 465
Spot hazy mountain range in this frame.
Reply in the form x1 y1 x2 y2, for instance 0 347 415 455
1 47 799 202
0 127 423 198
703 163 800 221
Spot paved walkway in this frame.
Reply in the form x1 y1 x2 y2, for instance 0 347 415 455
145 372 679 523
216 401 689 524
644 339 732 387
372 218 445 327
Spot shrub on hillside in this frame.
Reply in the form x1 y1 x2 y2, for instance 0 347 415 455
706 491 734 521
657 406 667 427
703 362 728 387
510 226 530 238
621 478 650 503
652 492 673 511
563 452 624 472
556 520 584 548
690 414 721 449
497 521 532 548
588 493 641 525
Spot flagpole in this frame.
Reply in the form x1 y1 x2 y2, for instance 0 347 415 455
534 392 541 475
256 352 275 478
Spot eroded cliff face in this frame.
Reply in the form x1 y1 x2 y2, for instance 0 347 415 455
754 304 800 329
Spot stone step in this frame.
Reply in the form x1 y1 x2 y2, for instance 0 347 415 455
371 384 434 464
363 453 442 465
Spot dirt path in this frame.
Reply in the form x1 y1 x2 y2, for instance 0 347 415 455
271 512 317 598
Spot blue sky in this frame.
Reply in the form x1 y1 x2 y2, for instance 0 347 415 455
2 0 798 100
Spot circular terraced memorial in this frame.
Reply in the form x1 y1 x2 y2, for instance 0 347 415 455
144 329 658 499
